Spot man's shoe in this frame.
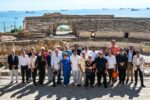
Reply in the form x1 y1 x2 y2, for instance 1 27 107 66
141 85 146 87
77 84 81 87
131 79 133 83
134 83 137 86
10 81 13 84
53 84 56 87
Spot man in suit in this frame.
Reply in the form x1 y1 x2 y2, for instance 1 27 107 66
116 48 128 84
132 51 145 87
126 45 136 83
8 49 19 84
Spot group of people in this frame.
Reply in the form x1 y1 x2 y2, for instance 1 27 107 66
7 40 145 89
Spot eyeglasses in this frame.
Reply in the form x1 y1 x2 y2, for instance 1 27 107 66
64 55 68 56
99 54 103 55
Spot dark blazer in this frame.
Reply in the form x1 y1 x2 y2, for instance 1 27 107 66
8 54 19 70
126 49 136 61
116 52 128 69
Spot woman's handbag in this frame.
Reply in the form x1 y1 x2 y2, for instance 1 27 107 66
113 71 118 78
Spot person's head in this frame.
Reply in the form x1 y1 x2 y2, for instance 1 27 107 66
38 51 42 57
111 40 116 47
92 46 96 52
55 49 59 56
81 51 85 58
72 49 77 56
21 49 25 56
102 47 106 53
48 50 52 56
64 52 68 59
32 50 36 56
84 46 88 51
120 47 124 52
98 51 103 58
108 50 112 56
11 49 15 55
129 45 134 51
88 54 92 61
74 44 78 49
30 47 35 53
136 50 140 57
64 45 69 51
57 45 61 50
41 47 45 52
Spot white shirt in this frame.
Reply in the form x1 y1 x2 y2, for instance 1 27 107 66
106 55 116 69
29 56 37 68
19 55 29 67
128 50 133 62
132 55 145 71
51 55 62 70
90 51 98 61
70 55 80 71
82 50 91 58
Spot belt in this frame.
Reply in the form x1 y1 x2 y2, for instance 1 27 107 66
21 65 28 67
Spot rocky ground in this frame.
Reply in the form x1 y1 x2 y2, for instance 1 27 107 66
0 76 150 100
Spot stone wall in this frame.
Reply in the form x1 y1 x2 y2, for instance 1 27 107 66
24 13 150 40
0 39 65 66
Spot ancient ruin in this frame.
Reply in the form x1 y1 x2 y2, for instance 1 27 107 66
24 12 150 39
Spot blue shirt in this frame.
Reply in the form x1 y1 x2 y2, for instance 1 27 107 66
62 51 72 59
61 59 71 71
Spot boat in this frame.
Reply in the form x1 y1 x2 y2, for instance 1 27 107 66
131 8 139 11
26 11 35 13
146 8 150 10
60 10 68 11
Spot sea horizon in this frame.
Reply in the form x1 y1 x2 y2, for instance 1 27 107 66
0 8 150 32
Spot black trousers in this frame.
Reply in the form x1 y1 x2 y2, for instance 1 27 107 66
39 69 45 85
118 68 126 83
28 68 32 79
21 65 29 83
134 68 144 85
53 70 61 85
85 72 95 87
97 70 107 87
32 68 37 84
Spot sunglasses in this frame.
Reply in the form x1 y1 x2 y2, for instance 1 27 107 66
64 55 68 56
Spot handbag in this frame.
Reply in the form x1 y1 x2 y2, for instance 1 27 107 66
113 71 117 78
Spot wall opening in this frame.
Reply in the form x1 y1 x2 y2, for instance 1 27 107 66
124 32 129 38
55 25 73 36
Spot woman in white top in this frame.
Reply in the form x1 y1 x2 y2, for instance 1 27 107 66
29 50 37 86
106 50 116 86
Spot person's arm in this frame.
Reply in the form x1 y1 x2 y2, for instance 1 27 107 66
105 63 108 73
114 56 116 71
78 59 83 72
61 63 63 75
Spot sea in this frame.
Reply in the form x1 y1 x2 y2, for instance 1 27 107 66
0 8 150 32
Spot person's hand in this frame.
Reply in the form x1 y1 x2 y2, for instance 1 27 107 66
114 68 116 72
96 69 98 73
136 65 140 69
105 69 107 74
120 62 124 66
12 65 16 68
62 71 64 75
37 69 40 73
31 68 34 72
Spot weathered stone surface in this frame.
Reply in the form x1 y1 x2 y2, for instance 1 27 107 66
0 36 16 42
0 39 65 66
23 13 150 39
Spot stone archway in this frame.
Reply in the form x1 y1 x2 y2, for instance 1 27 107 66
53 23 77 36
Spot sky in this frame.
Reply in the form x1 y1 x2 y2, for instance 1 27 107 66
0 0 150 11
